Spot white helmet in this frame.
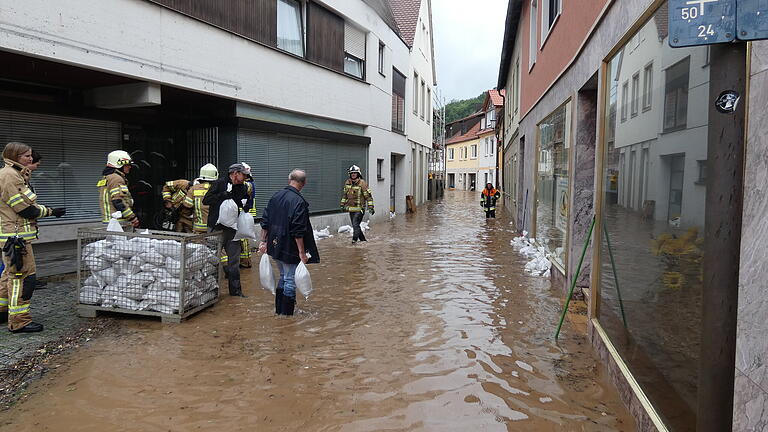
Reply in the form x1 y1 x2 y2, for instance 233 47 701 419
348 165 361 175
106 150 132 168
241 162 252 176
198 163 218 181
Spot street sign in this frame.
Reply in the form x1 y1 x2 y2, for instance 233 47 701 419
669 0 736 47
737 0 768 40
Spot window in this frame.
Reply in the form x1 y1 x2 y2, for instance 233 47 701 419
664 57 690 132
427 88 432 124
484 138 489 157
471 144 477 159
378 41 385 75
392 68 406 132
643 62 653 111
529 0 537 69
481 118 486 129
631 72 640 117
697 160 707 184
420 80 426 119
413 72 419 114
621 81 629 122
377 158 384 180
448 148 454 161
514 57 521 113
344 22 366 79
541 0 562 45
490 137 494 155
277 0 304 57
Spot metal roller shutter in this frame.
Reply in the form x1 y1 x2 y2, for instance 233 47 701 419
344 22 366 59
0 110 121 222
238 129 368 216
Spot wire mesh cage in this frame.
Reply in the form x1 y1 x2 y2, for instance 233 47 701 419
76 228 223 323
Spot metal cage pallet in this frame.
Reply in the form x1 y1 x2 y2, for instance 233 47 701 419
76 228 223 323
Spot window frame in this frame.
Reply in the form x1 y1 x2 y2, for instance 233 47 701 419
529 0 538 70
378 41 386 76
448 148 454 161
643 62 653 112
621 80 629 122
471 144 478 159
391 67 406 133
377 158 385 180
631 71 640 117
276 0 306 57
663 56 690 133
427 88 432 124
540 0 562 48
420 80 426 119
413 72 419 115
343 52 365 80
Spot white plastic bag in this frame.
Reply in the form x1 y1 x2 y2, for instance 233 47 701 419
295 262 313 299
259 254 276 294
233 212 257 240
107 211 124 232
216 199 239 229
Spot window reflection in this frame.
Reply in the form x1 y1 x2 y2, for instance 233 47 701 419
599 3 709 430
535 101 570 268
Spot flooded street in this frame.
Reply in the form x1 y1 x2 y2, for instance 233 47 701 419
0 191 634 431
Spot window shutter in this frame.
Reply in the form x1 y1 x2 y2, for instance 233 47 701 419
307 1 344 72
344 22 366 59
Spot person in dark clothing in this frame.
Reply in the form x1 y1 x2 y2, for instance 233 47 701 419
202 163 250 297
481 183 501 218
259 169 320 316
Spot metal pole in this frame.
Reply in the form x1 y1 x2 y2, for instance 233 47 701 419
555 216 595 339
696 42 746 432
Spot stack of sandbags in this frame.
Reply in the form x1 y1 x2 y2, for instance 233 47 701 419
80 236 220 314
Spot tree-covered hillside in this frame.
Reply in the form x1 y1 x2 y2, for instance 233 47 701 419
444 92 485 124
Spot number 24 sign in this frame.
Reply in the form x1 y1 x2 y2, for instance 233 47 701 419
669 0 736 47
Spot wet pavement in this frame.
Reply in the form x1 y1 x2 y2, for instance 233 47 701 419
0 191 634 431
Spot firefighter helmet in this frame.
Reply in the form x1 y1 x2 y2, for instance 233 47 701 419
106 150 132 168
348 165 362 175
198 163 218 181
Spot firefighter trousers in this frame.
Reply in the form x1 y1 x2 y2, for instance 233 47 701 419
175 216 193 233
0 242 36 331
240 239 252 267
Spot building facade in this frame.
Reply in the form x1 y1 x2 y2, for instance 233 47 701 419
0 0 435 242
445 112 482 191
477 90 503 189
497 0 767 430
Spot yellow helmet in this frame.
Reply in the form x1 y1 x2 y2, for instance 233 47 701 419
106 150 132 168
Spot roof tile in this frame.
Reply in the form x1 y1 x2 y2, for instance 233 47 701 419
388 0 421 47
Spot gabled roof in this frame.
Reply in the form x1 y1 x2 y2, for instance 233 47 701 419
364 0 402 36
446 121 482 145
482 89 505 110
389 0 421 47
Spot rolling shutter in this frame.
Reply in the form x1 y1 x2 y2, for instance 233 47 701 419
0 110 121 222
344 22 366 59
238 129 368 216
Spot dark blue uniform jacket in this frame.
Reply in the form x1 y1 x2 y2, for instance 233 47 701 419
260 186 320 265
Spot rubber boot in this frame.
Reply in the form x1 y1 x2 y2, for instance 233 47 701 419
275 288 284 315
281 296 296 316
10 322 43 333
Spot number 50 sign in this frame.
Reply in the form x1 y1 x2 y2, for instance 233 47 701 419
669 0 736 47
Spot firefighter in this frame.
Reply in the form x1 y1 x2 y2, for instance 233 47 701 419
340 165 374 243
239 162 256 268
98 150 139 229
162 178 193 232
481 183 501 218
0 142 65 332
182 164 219 234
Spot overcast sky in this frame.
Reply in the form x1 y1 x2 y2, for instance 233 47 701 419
432 0 508 104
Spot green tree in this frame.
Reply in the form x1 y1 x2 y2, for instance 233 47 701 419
444 92 485 124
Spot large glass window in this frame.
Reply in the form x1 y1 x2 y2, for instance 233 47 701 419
277 0 304 57
392 68 406 133
598 3 713 430
535 101 570 268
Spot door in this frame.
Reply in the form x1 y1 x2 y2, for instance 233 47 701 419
390 154 397 212
667 154 685 224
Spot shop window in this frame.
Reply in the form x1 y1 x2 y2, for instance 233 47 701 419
277 0 304 57
664 57 690 132
535 101 570 268
598 4 716 430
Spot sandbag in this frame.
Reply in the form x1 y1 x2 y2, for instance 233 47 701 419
107 211 124 233
216 199 239 229
259 254 276 294
233 212 257 240
295 262 313 299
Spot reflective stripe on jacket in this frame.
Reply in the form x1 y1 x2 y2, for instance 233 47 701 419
98 169 135 223
481 188 501 210
0 158 52 244
183 182 211 233
163 179 193 220
340 179 373 213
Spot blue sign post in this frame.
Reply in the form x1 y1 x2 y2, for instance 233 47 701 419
737 0 768 40
669 0 737 47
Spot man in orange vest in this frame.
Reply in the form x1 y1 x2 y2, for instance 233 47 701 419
481 183 501 219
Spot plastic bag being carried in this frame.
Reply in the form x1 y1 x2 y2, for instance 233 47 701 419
107 211 124 232
233 212 257 240
295 262 313 299
216 199 239 229
259 254 276 294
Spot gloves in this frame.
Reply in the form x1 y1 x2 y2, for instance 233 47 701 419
368 208 375 215
51 207 67 218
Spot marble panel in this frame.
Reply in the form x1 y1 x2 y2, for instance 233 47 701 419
752 41 768 77
736 69 768 391
733 369 768 432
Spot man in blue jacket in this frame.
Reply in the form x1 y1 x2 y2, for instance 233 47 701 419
258 169 320 315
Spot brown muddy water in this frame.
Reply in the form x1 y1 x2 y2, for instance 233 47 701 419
0 191 634 431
